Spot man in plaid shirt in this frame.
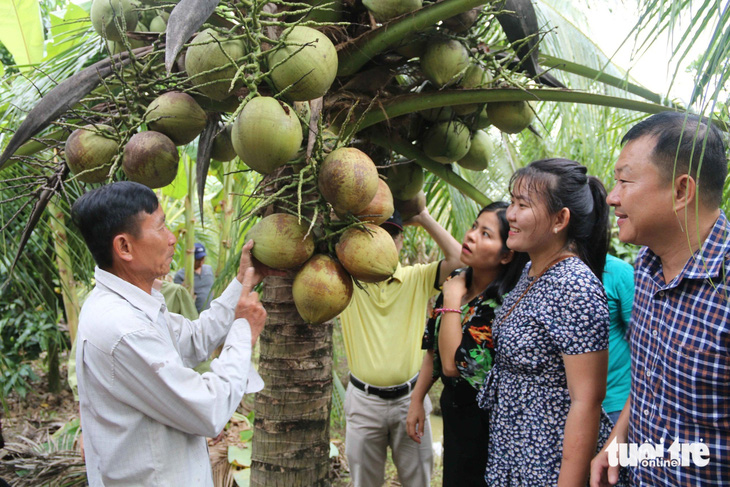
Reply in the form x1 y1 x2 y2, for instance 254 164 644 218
591 111 729 486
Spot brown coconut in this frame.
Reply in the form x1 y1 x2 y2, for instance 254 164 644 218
386 162 424 200
355 178 394 225
65 124 119 183
394 190 426 221
122 131 179 188
293 254 353 324
336 224 398 283
246 213 315 270
318 148 379 215
145 92 207 146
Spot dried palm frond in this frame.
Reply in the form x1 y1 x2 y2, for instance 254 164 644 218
0 437 86 487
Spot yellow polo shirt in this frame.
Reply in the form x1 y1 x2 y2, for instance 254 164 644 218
340 261 441 386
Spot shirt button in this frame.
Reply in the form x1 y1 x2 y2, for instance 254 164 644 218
657 291 665 298
644 409 650 416
652 329 658 337
646 370 653 377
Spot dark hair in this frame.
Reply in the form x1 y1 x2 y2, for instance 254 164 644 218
622 112 727 207
477 201 529 300
510 158 609 280
71 181 159 269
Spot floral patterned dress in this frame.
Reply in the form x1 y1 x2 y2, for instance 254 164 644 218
422 268 500 390
477 257 615 486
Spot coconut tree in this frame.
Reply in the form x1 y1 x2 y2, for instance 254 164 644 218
0 0 728 485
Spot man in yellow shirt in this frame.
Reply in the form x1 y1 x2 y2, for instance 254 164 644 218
340 208 462 487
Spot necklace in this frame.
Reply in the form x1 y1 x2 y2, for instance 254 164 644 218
494 254 574 326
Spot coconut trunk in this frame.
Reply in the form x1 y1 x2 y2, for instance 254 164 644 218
251 274 333 486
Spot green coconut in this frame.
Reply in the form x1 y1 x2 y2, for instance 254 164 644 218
91 0 138 42
185 29 247 101
145 92 207 146
211 125 237 162
422 120 472 164
318 148 379 215
193 94 241 114
148 15 167 32
355 178 394 225
386 162 424 200
231 97 302 174
453 64 493 115
299 0 345 22
268 26 338 101
293 254 353 324
122 131 179 188
394 190 426 221
487 100 534 134
471 104 491 130
457 130 493 171
65 124 119 183
420 38 469 87
336 224 399 283
419 106 454 122
247 213 315 270
362 0 422 22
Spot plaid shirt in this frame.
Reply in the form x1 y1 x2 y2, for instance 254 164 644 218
628 211 730 485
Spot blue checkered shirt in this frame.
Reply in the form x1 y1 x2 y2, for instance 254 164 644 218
628 211 730 485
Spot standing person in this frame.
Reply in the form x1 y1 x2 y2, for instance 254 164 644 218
602 254 634 424
591 112 729 486
71 181 277 486
174 242 215 312
478 158 614 486
406 202 528 486
340 208 463 487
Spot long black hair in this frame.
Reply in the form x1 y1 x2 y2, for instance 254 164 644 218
509 158 609 280
476 201 529 301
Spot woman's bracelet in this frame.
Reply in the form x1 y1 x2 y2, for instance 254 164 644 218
434 307 461 315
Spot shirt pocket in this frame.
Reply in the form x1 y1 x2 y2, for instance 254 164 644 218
664 338 730 430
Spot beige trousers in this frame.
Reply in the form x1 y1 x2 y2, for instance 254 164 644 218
344 382 433 487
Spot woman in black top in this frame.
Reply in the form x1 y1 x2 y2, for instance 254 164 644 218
406 202 527 486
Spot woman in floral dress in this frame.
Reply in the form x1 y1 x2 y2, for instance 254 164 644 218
477 159 617 486
406 202 527 486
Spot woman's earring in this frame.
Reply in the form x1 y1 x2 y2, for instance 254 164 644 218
553 228 558 234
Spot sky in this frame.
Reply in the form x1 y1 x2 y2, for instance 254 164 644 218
577 1 714 106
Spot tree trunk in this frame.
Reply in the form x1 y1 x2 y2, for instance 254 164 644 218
251 275 333 486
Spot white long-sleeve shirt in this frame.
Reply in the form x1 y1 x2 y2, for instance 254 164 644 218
76 267 263 486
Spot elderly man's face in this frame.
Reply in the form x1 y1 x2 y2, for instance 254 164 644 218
128 205 177 280
606 135 675 248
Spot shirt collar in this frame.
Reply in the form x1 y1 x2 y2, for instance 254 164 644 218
638 210 730 283
94 267 166 322
389 262 404 283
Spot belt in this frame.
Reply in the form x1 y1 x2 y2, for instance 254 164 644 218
349 374 418 400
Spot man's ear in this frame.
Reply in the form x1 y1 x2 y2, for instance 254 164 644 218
672 174 696 212
112 234 134 263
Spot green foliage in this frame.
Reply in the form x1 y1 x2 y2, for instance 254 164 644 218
0 295 61 402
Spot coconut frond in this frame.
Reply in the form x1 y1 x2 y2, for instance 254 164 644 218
0 436 86 487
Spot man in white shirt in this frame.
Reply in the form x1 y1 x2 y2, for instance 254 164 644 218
71 181 272 486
